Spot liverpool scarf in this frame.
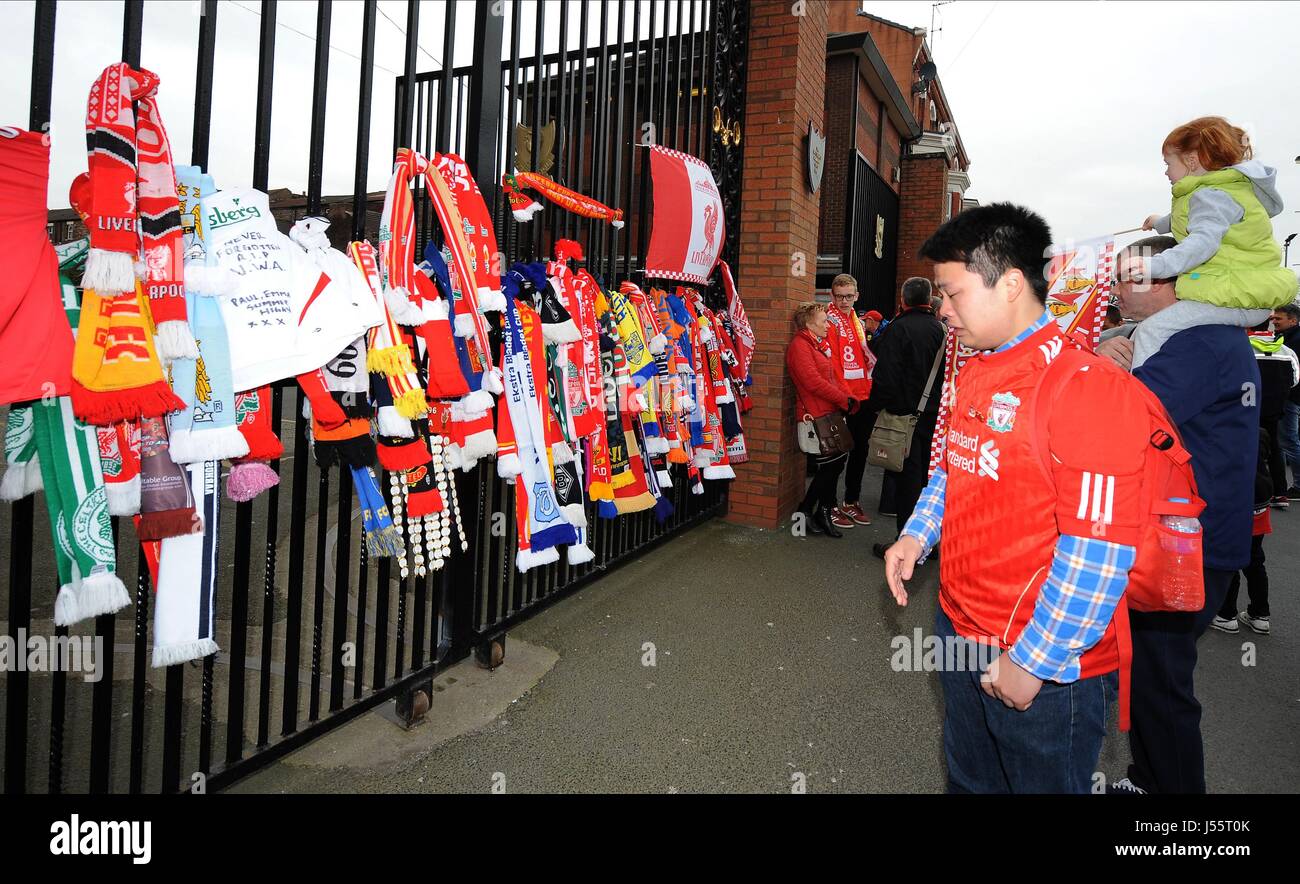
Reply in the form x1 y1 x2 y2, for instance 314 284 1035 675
501 170 624 228
81 63 197 361
152 458 220 666
432 151 507 313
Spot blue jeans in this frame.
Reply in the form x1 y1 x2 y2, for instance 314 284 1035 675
935 608 1117 794
1280 401 1300 486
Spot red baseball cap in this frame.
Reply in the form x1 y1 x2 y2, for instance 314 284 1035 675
863 310 883 321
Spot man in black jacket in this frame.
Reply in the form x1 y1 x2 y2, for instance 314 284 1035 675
869 276 947 556
1272 303 1300 498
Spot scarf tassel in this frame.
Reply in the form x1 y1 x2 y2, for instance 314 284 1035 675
137 508 201 542
152 637 219 669
0 459 43 501
226 461 279 503
566 542 595 565
561 503 588 530
167 425 250 465
377 406 415 438
70 380 186 426
702 464 736 481
53 587 80 628
366 344 417 377
81 249 139 297
653 493 675 524
106 474 141 516
393 387 429 419
153 320 200 362
75 571 132 622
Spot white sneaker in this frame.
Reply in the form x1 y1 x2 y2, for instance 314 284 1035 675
1239 612 1270 635
1210 615 1240 634
1108 777 1147 795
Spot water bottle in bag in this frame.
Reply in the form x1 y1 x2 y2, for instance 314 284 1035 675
1158 497 1202 611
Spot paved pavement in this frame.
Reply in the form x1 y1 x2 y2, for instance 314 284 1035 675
232 465 1299 794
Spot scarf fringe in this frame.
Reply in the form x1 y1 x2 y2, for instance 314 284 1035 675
377 440 430 472
82 249 138 295
516 545 559 572
407 487 444 518
226 461 279 502
393 387 429 419
453 312 477 339
152 637 219 669
566 542 595 565
460 428 497 463
656 469 673 487
0 459 43 501
702 464 736 480
166 425 250 465
366 344 417 377
106 474 141 516
648 332 668 355
511 201 544 224
137 507 201 541
561 502 588 529
70 379 186 425
497 452 523 478
364 523 406 558
614 492 657 514
459 389 495 415
481 366 505 395
478 287 507 314
597 499 619 519
443 442 464 471
383 286 425 326
153 320 200 362
691 481 704 495
541 318 581 344
644 435 672 455
552 441 575 464
53 586 81 628
76 571 132 621
241 430 283 461
377 405 415 437
653 493 675 523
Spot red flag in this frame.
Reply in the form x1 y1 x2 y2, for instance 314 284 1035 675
644 145 725 285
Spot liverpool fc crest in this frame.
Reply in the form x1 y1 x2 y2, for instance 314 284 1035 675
987 391 1020 433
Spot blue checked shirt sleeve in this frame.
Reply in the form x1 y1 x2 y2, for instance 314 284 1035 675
900 467 946 561
1007 534 1135 683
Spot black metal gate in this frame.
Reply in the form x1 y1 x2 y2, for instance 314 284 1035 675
2 0 747 795
843 150 899 318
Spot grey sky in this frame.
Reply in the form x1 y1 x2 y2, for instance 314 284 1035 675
869 0 1300 260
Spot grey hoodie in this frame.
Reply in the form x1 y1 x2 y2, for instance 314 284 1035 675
1148 160 1286 279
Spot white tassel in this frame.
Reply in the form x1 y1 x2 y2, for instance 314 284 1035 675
702 464 736 480
152 638 220 669
649 332 668 355
378 406 415 438
76 571 132 620
460 428 498 462
481 367 505 395
552 441 575 464
165 426 250 465
497 452 523 479
693 451 711 468
478 287 507 313
82 249 138 295
0 459 43 501
384 286 425 326
561 502 588 529
106 474 141 517
512 201 544 223
154 320 200 362
53 585 80 628
656 469 673 487
459 389 495 415
611 219 624 229
443 443 464 470
453 312 477 338
566 542 595 565
429 296 450 321
541 317 581 344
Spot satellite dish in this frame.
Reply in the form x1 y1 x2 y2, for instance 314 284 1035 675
919 61 938 81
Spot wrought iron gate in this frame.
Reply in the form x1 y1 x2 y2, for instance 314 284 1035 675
843 150 899 318
1 0 747 795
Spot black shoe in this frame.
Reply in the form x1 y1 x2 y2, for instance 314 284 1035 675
804 509 825 535
872 542 890 560
878 508 897 518
1287 486 1300 502
813 506 843 538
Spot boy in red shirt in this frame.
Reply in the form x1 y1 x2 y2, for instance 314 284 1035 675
885 203 1153 793
825 273 875 528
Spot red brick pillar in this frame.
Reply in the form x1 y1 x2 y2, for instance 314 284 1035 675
726 0 828 529
894 154 949 307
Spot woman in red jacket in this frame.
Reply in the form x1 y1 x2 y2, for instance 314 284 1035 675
786 302 858 537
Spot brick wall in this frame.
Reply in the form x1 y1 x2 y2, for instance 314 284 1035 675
895 153 948 305
818 54 854 255
728 0 829 529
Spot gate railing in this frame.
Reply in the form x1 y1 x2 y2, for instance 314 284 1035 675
2 0 745 795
